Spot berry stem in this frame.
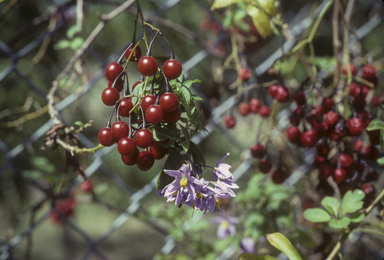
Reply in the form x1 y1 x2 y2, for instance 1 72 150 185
159 32 175 59
161 71 172 93
140 105 146 128
123 73 130 96
106 103 118 127
128 113 132 138
118 42 133 64
149 71 157 95
146 30 159 56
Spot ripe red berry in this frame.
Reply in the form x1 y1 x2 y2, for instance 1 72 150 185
98 127 116 146
357 110 371 128
275 85 290 103
81 180 93 193
258 159 272 174
138 56 158 76
361 182 375 197
333 168 346 183
111 121 129 140
325 111 339 127
367 170 379 182
250 144 265 158
346 117 364 136
117 137 137 156
163 107 181 124
293 91 306 106
224 115 236 129
101 87 120 106
314 155 326 167
348 83 360 97
249 99 261 114
119 98 133 117
238 68 251 81
342 64 357 76
340 153 353 169
238 102 250 116
318 164 334 180
122 148 139 166
145 105 164 125
322 97 334 113
159 93 179 112
353 139 365 153
132 80 144 91
372 96 380 107
315 121 330 138
317 143 329 157
140 94 157 113
300 130 319 147
135 129 153 148
289 108 302 126
137 151 155 171
268 85 279 98
163 59 182 79
108 78 124 92
105 62 123 81
124 45 142 61
49 198 76 223
149 142 167 160
271 169 289 184
258 106 270 118
362 64 376 80
286 127 301 145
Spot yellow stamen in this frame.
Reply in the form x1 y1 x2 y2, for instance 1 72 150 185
197 192 203 199
173 190 178 196
222 220 229 229
180 177 188 188
191 202 195 209
215 198 222 207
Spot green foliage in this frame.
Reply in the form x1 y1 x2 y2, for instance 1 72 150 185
303 208 331 222
341 190 365 215
321 196 340 217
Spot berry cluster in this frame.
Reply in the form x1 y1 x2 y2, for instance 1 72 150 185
49 197 76 223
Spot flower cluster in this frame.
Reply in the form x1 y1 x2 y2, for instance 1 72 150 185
157 153 239 214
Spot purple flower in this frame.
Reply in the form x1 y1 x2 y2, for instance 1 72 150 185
214 179 238 198
240 237 255 254
211 214 239 239
213 153 234 181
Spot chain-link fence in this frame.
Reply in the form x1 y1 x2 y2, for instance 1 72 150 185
1 0 383 259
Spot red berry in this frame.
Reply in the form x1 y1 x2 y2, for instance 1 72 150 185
101 87 120 106
141 94 157 113
362 64 376 80
275 86 290 103
145 105 164 125
313 155 326 167
367 170 379 181
353 140 365 153
357 110 371 128
108 78 124 92
111 121 129 140
250 144 265 158
238 102 250 116
163 107 181 124
137 151 155 171
286 127 301 145
224 115 236 129
135 129 153 148
340 153 353 169
333 168 346 183
149 142 167 160
81 180 93 193
322 97 334 113
124 45 142 61
159 93 179 112
300 130 319 147
122 148 139 166
268 85 279 98
238 68 251 81
325 111 339 126
361 182 376 197
349 83 360 97
347 117 364 136
132 80 144 91
50 198 76 223
258 159 272 174
342 64 357 76
249 99 261 114
363 145 379 160
372 96 380 107
105 62 123 81
119 98 133 117
258 106 270 118
315 121 330 138
271 169 289 184
289 108 302 126
117 137 137 156
98 127 116 146
138 56 158 76
163 59 182 79
318 164 334 180
317 143 329 157
293 91 306 106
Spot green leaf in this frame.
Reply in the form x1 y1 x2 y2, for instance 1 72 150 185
179 125 190 149
188 141 206 166
31 157 55 174
74 121 83 127
239 253 279 260
303 208 331 222
153 125 177 141
247 6 272 39
338 253 343 260
321 196 340 217
192 95 204 101
341 189 365 216
211 0 242 10
329 217 350 229
66 25 79 39
366 119 384 131
266 233 302 260
156 148 183 190
183 79 201 89
349 212 365 223
180 86 192 108
377 156 384 166
54 40 70 50
70 37 84 50
233 9 247 22
94 183 109 194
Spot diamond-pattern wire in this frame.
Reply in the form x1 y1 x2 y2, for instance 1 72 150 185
0 0 382 259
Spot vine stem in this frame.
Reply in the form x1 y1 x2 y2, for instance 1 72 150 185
230 34 243 99
325 186 384 260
